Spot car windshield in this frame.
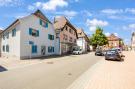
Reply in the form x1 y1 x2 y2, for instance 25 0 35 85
106 50 116 54
73 48 81 51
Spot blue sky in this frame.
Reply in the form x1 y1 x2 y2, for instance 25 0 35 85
0 0 135 45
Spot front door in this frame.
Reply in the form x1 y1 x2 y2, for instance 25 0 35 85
41 46 46 55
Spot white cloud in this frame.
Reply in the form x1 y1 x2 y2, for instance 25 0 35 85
63 10 77 18
28 5 35 11
86 18 109 27
129 24 135 29
105 32 111 36
0 27 3 30
125 8 135 14
28 0 68 11
114 33 118 36
101 9 123 14
121 24 135 32
86 18 109 32
82 10 92 17
0 0 22 6
56 10 78 19
75 0 79 2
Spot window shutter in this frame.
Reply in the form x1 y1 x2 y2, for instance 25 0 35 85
48 34 50 40
40 19 42 25
29 28 32 35
12 28 16 37
37 30 39 37
6 45 9 52
53 47 54 52
52 35 54 40
45 22 48 28
48 47 50 52
35 45 37 53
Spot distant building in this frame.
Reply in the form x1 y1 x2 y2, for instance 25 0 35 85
0 29 3 56
107 34 122 49
76 28 90 52
54 16 78 55
131 32 135 51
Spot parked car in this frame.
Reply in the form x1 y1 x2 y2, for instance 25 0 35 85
105 50 125 61
72 48 83 55
95 49 104 56
112 48 122 53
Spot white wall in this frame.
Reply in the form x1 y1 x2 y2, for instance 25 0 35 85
19 15 58 58
77 37 87 52
1 24 21 58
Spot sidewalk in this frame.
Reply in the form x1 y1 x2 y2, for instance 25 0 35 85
67 51 135 89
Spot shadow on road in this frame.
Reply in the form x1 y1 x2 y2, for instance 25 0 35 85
21 52 91 60
0 66 7 72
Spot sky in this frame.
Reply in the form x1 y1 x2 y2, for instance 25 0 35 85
0 0 135 45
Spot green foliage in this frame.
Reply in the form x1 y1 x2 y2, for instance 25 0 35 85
90 27 108 47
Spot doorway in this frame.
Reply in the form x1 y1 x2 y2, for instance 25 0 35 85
41 46 46 55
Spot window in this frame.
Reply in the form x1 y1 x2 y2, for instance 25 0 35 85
48 34 54 40
65 26 68 31
29 28 39 37
39 19 48 28
6 32 9 39
12 28 16 37
3 34 5 40
69 29 72 33
69 37 72 42
3 45 5 52
32 45 37 53
63 34 68 41
6 45 9 52
48 46 54 53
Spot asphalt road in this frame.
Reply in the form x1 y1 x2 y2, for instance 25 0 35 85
0 52 103 89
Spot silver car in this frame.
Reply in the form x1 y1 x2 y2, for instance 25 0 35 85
72 49 83 55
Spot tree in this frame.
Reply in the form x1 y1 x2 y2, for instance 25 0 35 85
90 27 108 48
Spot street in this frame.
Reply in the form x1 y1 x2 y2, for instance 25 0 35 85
0 52 102 89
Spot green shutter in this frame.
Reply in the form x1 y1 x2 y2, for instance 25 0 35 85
40 19 42 25
37 30 39 37
29 28 32 35
45 22 48 28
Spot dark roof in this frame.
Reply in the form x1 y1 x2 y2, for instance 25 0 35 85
33 9 52 24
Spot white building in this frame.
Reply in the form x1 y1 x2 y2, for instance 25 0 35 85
131 32 135 51
76 28 90 53
0 10 58 59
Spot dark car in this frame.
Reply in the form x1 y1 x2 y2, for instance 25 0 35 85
95 49 104 56
105 50 124 61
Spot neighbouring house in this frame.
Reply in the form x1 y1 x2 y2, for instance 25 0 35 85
76 28 90 52
54 16 78 55
131 32 135 51
0 29 3 56
0 10 58 59
106 34 122 49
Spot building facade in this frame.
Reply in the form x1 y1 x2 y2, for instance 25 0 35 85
131 32 135 51
0 10 58 59
107 34 121 49
76 28 90 53
54 16 78 55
